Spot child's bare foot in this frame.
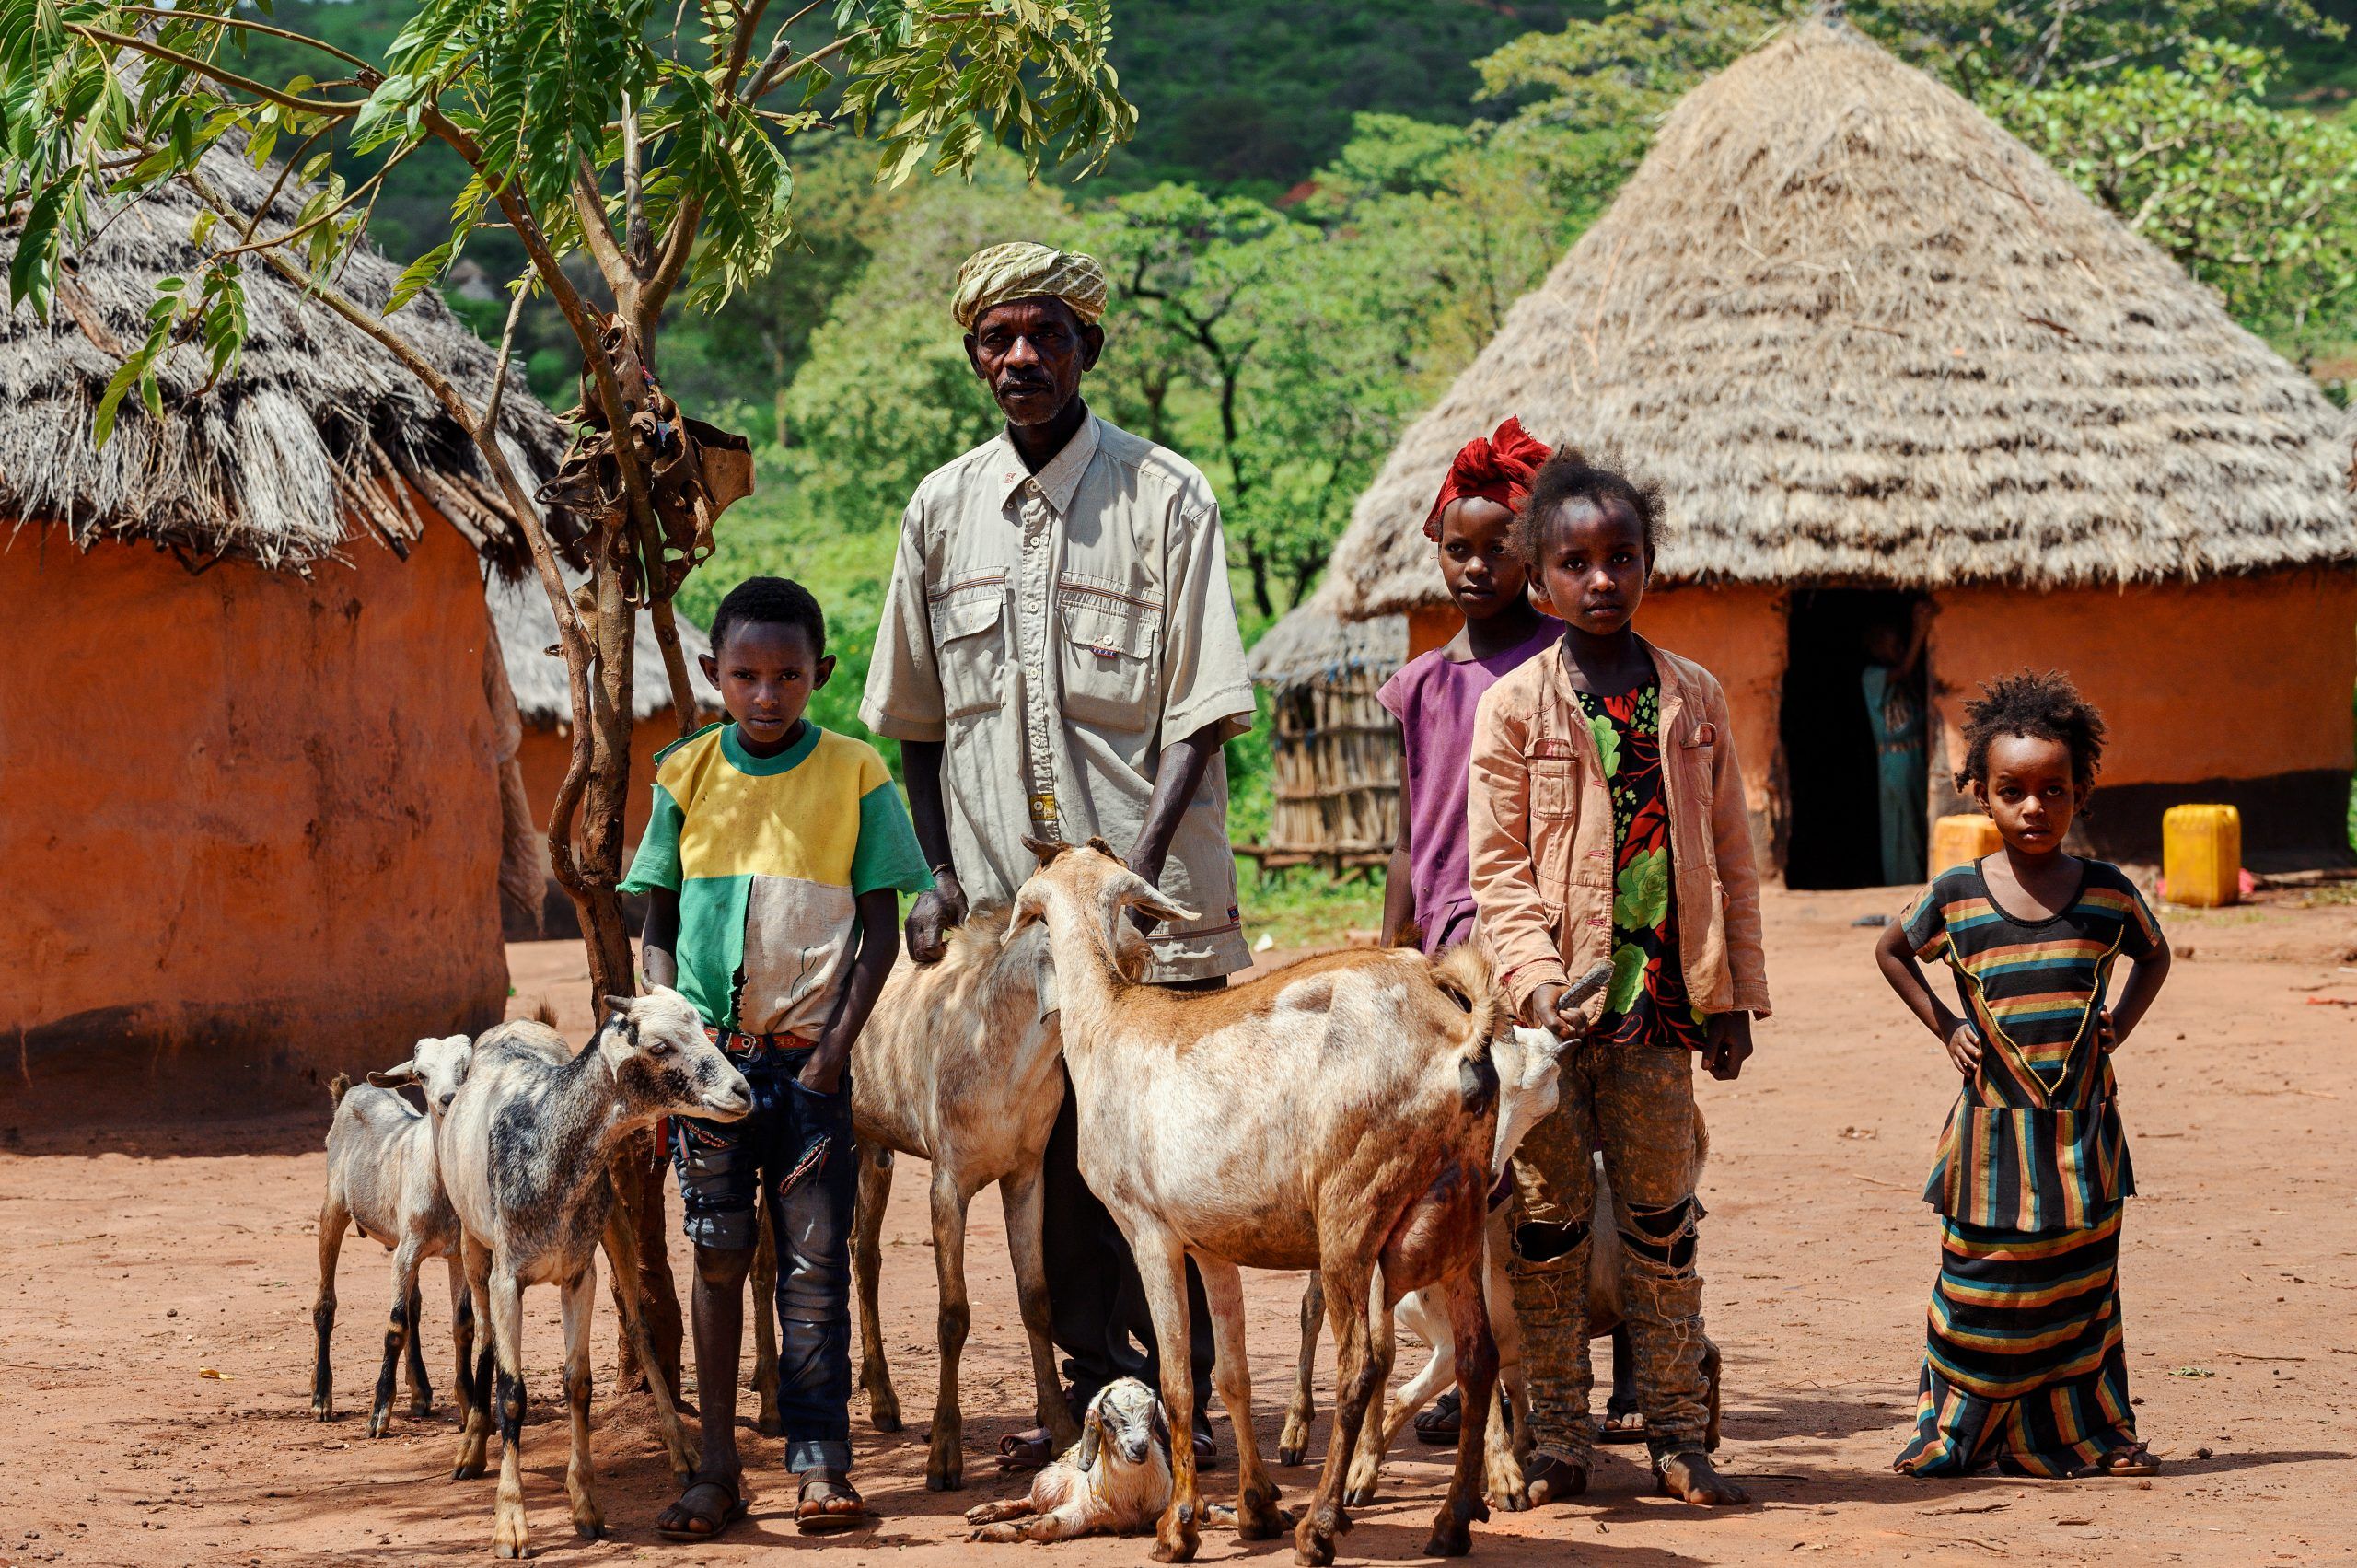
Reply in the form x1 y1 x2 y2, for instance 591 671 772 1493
2069 1442 2159 1478
1522 1449 1588 1506
1656 1450 1749 1505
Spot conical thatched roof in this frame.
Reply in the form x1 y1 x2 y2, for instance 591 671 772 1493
1325 17 2355 621
1245 582 1405 687
488 573 717 726
0 140 568 570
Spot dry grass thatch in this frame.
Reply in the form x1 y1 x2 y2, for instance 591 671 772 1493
0 139 567 570
1244 582 1407 687
486 572 716 726
1325 17 2355 620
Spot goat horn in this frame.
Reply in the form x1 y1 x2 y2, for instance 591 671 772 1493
1021 834 1071 865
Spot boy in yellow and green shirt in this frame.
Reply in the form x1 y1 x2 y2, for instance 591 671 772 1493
621 576 930 1539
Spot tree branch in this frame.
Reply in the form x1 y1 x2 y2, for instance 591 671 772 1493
66 25 363 116
117 6 376 74
573 155 638 307
622 95 649 270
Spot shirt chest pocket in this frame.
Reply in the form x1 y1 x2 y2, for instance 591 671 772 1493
1674 718 1717 804
1058 595 1159 732
928 588 1007 720
1527 735 1581 821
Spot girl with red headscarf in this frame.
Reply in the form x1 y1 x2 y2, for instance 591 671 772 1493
1376 417 1562 956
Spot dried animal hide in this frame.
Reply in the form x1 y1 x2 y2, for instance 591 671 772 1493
536 312 753 602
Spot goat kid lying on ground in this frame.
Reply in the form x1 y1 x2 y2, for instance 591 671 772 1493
436 991 751 1559
313 1034 474 1437
745 899 1096 1488
965 1378 1174 1542
1011 836 1504 1566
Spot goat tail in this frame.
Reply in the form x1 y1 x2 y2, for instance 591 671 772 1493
327 1072 351 1109
530 996 560 1029
1429 941 1509 1050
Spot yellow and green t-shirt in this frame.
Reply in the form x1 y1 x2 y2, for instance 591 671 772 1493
620 721 931 1036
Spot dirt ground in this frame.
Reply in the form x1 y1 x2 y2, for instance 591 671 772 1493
4 884 2354 1566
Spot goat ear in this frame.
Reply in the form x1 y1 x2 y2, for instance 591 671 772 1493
1122 874 1198 927
1006 888 1044 936
366 1062 417 1089
1149 1398 1172 1453
1021 833 1072 866
1078 1405 1103 1473
602 993 639 1016
1083 834 1125 865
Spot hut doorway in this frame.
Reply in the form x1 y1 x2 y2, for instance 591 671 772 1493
1782 588 1930 889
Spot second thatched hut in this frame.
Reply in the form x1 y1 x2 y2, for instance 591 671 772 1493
1270 17 2356 885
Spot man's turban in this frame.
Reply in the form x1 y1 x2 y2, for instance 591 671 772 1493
951 241 1109 331
1424 416 1552 540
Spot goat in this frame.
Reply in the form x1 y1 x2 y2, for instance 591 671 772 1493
435 989 751 1559
311 1034 475 1437
747 900 1124 1485
965 1377 1174 1542
1010 836 1504 1566
1334 1106 1720 1507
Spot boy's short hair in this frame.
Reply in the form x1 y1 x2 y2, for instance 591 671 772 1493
709 575 825 656
1955 669 2107 796
1511 447 1666 571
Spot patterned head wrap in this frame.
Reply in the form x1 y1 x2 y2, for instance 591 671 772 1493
1424 416 1552 540
951 241 1109 331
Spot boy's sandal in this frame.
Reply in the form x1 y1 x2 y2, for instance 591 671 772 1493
1414 1388 1462 1446
654 1478 747 1541
796 1469 876 1534
2070 1442 2160 1479
1599 1408 1648 1446
996 1427 1056 1470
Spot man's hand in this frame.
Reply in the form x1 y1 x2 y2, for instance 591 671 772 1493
1702 1011 1753 1081
904 875 968 964
1527 983 1589 1043
797 1042 850 1096
1945 1021 1984 1075
2095 1007 2119 1055
1127 851 1168 935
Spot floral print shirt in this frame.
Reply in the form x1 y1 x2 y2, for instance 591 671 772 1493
1573 681 1706 1051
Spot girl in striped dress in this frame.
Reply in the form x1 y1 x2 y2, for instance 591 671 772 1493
1873 671 2172 1480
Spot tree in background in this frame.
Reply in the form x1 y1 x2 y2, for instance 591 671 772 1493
3 0 1133 1006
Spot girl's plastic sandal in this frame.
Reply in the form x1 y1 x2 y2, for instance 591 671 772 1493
2070 1442 2160 1479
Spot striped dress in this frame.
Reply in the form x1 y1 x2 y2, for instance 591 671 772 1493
1892 857 2164 1478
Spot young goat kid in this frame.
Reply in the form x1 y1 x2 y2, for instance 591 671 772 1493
965 1377 1175 1543
436 991 751 1559
312 1033 475 1436
1010 837 1505 1566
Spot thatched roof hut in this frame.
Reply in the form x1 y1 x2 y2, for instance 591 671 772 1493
1275 17 2356 883
1243 587 1407 866
3 140 575 1101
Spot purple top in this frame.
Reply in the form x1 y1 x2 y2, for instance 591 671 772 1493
1377 617 1565 954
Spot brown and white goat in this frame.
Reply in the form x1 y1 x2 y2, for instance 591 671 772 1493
1009 836 1506 1566
966 1377 1175 1543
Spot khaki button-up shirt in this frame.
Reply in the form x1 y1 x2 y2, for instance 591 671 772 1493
859 414 1256 981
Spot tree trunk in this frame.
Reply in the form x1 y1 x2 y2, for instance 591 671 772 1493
1247 544 1275 620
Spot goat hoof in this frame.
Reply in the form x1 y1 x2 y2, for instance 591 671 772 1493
756 1411 784 1438
1343 1484 1376 1509
866 1389 903 1432
1422 1525 1473 1559
574 1518 605 1541
1275 1444 1306 1467
411 1398 434 1419
1292 1537 1334 1568
925 1468 964 1493
1149 1541 1198 1564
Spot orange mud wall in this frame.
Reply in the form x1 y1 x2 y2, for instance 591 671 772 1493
0 522 508 1103
1931 571 2356 860
515 709 687 856
1404 584 1791 869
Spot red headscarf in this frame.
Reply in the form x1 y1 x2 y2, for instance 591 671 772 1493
1423 416 1552 540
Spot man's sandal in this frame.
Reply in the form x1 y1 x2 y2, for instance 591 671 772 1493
1599 1406 1648 1446
1415 1388 1462 1446
2070 1442 2160 1479
796 1469 876 1534
654 1478 747 1541
996 1428 1056 1471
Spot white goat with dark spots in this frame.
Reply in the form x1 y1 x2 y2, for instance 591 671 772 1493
311 1033 475 1436
435 989 752 1559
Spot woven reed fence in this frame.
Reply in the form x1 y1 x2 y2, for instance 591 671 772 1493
1263 669 1400 871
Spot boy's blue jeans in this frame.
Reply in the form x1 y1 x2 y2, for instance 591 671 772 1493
670 1041 855 1475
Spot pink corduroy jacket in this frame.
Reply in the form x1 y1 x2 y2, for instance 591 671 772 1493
1467 637 1771 1025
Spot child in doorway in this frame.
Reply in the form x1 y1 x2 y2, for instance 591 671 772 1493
1379 415 1562 953
1467 448 1768 1507
1875 671 2170 1480
623 577 933 1539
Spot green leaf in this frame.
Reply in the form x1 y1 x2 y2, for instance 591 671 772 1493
7 180 67 316
1604 942 1647 1016
386 238 457 316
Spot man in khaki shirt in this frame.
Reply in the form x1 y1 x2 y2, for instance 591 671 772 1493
859 242 1253 1463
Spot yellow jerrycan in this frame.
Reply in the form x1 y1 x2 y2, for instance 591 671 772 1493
1929 814 2002 877
2162 804 2241 908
